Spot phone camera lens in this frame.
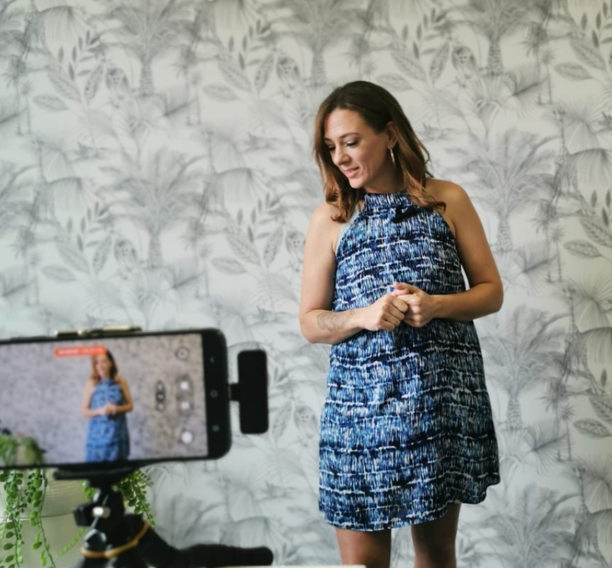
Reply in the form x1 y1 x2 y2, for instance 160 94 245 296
175 347 190 360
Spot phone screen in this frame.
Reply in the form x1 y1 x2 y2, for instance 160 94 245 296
0 329 230 469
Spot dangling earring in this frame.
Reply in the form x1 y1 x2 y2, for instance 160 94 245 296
389 147 396 168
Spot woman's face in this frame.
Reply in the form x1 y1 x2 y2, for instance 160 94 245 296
323 108 397 193
94 354 111 378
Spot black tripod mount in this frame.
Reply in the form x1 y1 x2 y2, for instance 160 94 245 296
54 467 273 568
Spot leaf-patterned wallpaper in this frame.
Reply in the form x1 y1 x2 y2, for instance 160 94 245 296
1 0 611 566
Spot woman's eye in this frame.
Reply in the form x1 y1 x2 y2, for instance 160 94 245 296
346 141 357 147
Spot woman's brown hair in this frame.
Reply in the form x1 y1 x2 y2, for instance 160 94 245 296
313 80 442 222
90 349 118 384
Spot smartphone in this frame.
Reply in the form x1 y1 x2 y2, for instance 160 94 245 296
0 328 231 470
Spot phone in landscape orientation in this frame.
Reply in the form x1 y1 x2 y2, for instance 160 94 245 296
0 328 231 471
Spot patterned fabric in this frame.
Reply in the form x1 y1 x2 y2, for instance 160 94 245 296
319 190 500 531
85 378 130 462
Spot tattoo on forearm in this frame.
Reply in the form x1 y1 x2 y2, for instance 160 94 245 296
317 311 350 332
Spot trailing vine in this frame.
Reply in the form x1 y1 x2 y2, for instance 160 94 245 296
0 436 50 568
79 469 155 525
116 470 155 527
0 435 155 567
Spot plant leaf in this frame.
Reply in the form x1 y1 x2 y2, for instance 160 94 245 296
32 94 68 111
211 257 247 274
555 63 591 80
48 70 81 101
84 64 104 104
574 419 611 438
580 216 612 248
429 42 450 83
218 59 251 92
392 51 426 82
41 265 77 282
226 234 259 265
254 52 274 93
56 241 89 273
202 84 238 101
92 235 111 274
590 397 612 425
376 73 412 91
570 39 605 70
563 240 601 258
263 227 283 267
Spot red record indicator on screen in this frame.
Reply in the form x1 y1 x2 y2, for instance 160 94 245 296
54 345 108 358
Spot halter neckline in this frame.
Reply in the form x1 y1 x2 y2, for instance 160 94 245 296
362 190 415 212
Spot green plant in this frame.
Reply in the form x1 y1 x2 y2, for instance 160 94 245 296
116 470 155 525
0 469 49 568
78 469 156 525
0 434 155 568
0 435 50 568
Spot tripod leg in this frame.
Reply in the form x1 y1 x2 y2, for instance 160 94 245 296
134 519 272 568
72 556 108 568
111 547 149 568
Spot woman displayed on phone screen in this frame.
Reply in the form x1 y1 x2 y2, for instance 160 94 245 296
81 349 133 462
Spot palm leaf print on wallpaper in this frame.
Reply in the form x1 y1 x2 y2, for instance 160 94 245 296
0 0 611 565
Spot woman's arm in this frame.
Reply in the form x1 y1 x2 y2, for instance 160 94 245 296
392 181 503 326
299 203 409 344
81 380 102 418
110 377 134 414
436 181 503 319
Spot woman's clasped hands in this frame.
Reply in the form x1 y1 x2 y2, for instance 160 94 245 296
98 403 118 416
391 281 438 328
358 282 437 331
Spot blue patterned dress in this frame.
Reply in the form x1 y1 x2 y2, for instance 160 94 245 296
319 190 500 531
85 378 130 462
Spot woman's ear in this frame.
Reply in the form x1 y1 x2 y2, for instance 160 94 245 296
385 121 398 149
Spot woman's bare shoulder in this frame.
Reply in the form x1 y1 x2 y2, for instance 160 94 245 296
426 178 470 205
310 201 342 224
306 201 344 257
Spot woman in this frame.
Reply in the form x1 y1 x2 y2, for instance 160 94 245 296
299 81 503 568
82 349 133 462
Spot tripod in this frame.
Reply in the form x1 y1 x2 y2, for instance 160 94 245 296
55 468 273 568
